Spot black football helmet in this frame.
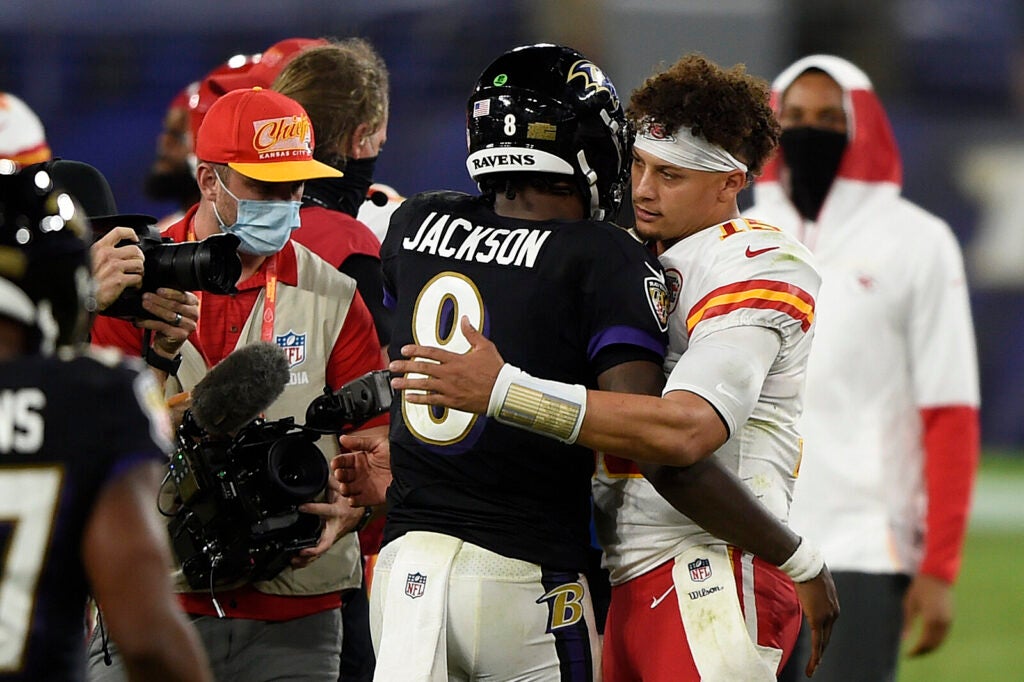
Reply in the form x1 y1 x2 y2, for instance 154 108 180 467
0 160 94 353
466 43 632 220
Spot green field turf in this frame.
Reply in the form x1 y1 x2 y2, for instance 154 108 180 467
898 455 1024 681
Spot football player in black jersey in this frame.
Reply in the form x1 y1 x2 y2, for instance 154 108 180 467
0 164 211 681
337 45 830 681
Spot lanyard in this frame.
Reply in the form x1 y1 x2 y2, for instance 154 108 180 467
259 256 278 343
186 224 281 362
186 224 204 354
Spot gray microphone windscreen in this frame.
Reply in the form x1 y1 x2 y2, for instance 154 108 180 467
190 341 290 436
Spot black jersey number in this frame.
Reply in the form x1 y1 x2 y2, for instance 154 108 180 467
0 465 63 672
401 272 484 445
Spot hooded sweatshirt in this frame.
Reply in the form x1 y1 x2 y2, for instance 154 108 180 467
746 55 980 582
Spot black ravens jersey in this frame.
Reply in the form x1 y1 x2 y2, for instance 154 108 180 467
381 191 669 571
0 349 170 681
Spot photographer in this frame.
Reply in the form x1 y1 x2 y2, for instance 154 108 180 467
88 87 388 682
40 158 198 363
90 226 144 313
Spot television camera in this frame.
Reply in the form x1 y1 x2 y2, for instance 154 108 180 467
165 368 392 591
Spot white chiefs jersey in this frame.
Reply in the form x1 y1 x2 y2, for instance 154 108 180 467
594 218 821 585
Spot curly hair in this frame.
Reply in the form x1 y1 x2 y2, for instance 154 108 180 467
272 38 389 164
627 54 779 176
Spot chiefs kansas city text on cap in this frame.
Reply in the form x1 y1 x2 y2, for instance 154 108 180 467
194 87 341 183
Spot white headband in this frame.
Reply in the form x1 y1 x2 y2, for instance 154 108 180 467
634 122 747 174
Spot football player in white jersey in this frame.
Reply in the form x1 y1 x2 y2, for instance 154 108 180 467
389 54 838 681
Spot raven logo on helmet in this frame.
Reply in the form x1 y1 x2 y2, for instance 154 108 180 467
567 60 618 107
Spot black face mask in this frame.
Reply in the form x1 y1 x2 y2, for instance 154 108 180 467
779 127 848 221
302 155 378 218
143 164 199 204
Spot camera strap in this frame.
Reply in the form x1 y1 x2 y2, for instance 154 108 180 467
142 329 183 375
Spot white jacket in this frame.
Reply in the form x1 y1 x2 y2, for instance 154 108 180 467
746 55 980 580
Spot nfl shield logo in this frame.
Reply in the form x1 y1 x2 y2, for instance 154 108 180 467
405 572 427 599
276 330 306 368
688 557 712 582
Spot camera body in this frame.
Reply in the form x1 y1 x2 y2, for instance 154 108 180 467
166 369 394 590
99 219 242 320
168 413 328 590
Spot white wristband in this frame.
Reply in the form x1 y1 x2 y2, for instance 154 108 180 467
778 538 825 583
487 363 588 444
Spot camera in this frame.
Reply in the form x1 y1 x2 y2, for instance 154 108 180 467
96 217 242 320
305 369 393 433
167 414 328 589
165 370 393 591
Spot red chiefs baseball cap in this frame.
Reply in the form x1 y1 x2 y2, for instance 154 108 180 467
207 38 328 93
195 87 341 182
187 55 259 145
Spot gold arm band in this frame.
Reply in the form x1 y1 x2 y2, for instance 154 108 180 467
497 384 583 443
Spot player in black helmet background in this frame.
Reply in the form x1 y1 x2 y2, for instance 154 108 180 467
0 163 211 681
359 44 836 681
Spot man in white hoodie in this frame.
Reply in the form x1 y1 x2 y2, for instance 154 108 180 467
747 55 981 682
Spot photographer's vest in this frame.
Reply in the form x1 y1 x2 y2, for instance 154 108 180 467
166 242 363 596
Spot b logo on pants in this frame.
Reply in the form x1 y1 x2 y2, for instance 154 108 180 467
536 582 585 632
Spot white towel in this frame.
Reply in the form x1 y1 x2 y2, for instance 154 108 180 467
673 545 777 681
373 532 463 682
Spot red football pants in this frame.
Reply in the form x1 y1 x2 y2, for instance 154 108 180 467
603 548 801 681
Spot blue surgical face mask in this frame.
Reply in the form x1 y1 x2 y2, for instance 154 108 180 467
213 170 302 256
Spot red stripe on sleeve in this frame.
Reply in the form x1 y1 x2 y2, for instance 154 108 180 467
918 405 980 583
689 279 815 316
687 280 816 333
696 298 813 332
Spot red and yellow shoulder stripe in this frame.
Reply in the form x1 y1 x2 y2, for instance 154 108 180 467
687 279 815 333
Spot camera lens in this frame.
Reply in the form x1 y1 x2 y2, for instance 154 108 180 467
144 233 241 294
265 435 328 504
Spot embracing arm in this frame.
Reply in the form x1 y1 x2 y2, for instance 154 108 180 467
391 316 839 673
640 455 838 676
390 316 720 466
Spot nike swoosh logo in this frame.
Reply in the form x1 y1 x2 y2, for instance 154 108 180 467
715 382 740 403
650 585 675 609
745 245 780 258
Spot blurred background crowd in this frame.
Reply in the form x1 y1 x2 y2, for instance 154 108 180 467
3 0 1021 451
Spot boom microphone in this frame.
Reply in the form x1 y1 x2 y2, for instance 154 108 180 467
190 342 290 437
